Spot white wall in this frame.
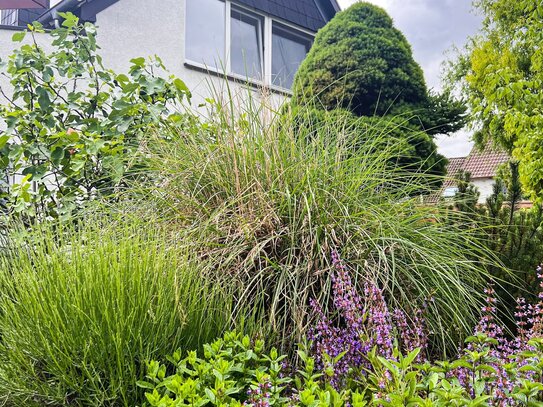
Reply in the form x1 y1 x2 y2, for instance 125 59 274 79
94 0 286 110
0 0 286 114
473 177 495 204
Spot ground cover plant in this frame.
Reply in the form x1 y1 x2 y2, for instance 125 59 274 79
0 218 257 406
138 259 543 406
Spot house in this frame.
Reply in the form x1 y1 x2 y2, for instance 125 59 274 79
0 0 340 106
439 144 514 205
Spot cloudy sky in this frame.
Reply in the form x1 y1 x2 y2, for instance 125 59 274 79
335 0 483 158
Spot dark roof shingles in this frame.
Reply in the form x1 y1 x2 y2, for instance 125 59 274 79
236 0 327 31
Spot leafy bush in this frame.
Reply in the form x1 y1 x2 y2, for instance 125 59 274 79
0 13 190 221
0 218 252 406
137 98 498 352
138 263 543 406
450 164 543 313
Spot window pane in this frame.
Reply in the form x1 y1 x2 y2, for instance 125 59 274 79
186 0 225 68
230 9 263 80
272 25 312 89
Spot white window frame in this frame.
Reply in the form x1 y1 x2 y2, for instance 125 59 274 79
184 0 315 91
1 9 19 26
229 4 265 80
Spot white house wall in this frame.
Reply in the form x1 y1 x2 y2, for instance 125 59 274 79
472 177 495 204
0 0 287 116
94 0 286 111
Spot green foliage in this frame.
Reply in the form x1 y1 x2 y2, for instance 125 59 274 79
451 165 543 307
138 332 543 406
293 2 427 118
291 2 466 180
286 105 447 183
453 0 543 200
452 170 480 213
137 94 497 352
0 14 190 221
0 218 251 406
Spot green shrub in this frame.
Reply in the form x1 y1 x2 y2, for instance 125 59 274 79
0 14 190 221
137 96 498 352
290 3 465 182
292 3 465 137
0 219 251 406
138 332 543 406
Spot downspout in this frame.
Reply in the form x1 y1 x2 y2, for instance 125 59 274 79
37 0 86 25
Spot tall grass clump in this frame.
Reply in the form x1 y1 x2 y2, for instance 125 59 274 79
140 95 500 354
0 218 250 406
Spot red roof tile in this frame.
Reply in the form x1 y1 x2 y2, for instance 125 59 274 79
462 145 509 179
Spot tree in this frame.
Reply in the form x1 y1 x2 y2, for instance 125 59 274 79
451 165 543 309
292 2 466 179
0 13 190 221
453 170 480 213
454 0 543 200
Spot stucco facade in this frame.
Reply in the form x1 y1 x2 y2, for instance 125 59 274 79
472 177 494 205
0 0 293 112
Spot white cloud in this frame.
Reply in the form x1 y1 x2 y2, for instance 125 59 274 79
334 0 482 157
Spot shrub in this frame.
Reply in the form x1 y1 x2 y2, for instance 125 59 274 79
138 264 543 406
0 14 190 221
0 218 252 406
137 97 499 352
290 3 466 181
292 3 466 137
293 2 427 118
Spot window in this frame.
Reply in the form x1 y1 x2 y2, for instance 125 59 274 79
272 23 312 89
1 9 18 26
230 8 264 80
185 0 313 90
442 187 459 198
185 0 225 69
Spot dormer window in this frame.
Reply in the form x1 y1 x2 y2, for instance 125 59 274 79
185 0 314 90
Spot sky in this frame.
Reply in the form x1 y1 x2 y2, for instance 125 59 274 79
335 0 483 158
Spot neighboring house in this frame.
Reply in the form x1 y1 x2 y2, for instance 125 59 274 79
439 144 513 205
0 0 340 106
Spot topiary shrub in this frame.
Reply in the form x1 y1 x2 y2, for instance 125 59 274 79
291 2 466 181
293 2 427 118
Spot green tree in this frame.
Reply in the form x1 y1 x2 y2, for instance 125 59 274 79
292 2 466 179
453 0 543 200
0 13 190 221
453 170 480 213
451 164 543 306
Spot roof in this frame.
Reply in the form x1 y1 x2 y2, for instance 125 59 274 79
36 0 339 32
426 145 510 203
225 0 338 31
462 144 510 179
444 157 466 180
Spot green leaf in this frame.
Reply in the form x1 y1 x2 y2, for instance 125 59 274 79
136 380 155 390
12 31 26 42
130 57 146 67
0 135 9 150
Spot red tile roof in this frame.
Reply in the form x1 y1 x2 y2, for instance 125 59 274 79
461 145 510 179
444 157 466 179
425 145 509 203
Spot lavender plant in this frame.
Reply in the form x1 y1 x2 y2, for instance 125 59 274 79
308 251 428 388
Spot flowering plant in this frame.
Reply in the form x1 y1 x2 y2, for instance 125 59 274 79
138 261 543 406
